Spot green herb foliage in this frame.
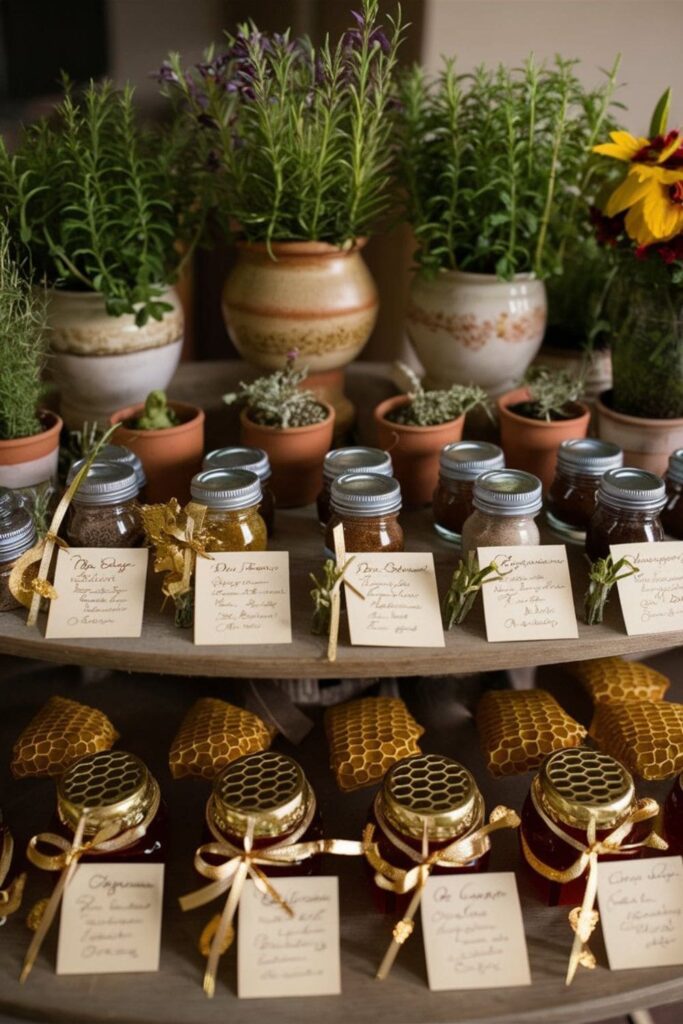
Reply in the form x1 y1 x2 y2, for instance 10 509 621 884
223 354 327 428
442 553 509 628
521 365 586 421
584 555 638 625
388 362 489 426
135 391 180 430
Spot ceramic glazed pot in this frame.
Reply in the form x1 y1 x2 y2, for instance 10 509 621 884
110 401 204 504
407 271 547 397
374 395 465 507
596 390 683 477
0 411 62 492
498 387 591 492
47 287 184 429
239 403 335 509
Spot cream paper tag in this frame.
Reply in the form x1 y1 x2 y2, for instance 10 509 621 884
343 552 445 647
194 551 292 645
237 876 341 998
45 547 148 639
477 545 578 642
420 873 531 990
597 856 683 969
56 862 164 974
611 541 683 635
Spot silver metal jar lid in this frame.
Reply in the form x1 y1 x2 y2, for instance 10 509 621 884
203 446 272 482
439 441 505 481
556 438 623 476
68 446 146 490
667 448 683 485
330 472 402 517
472 469 543 517
191 468 262 510
323 447 393 483
598 467 667 512
0 488 36 563
71 461 139 506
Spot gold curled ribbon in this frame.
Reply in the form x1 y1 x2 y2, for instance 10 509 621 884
363 797 520 980
140 498 212 605
179 798 363 998
20 785 160 983
327 522 364 662
0 830 26 919
520 777 666 986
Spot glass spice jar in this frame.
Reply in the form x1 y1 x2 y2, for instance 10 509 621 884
520 747 652 906
69 446 147 500
546 439 623 544
317 447 393 528
203 447 276 536
585 467 667 561
66 461 144 548
432 441 505 544
324 472 403 556
190 468 267 552
0 489 36 612
461 469 543 559
662 449 683 539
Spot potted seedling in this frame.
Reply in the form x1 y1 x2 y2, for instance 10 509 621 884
497 366 591 490
374 363 489 505
111 390 205 503
223 355 335 507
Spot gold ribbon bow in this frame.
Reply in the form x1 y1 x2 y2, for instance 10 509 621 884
20 787 160 983
179 800 363 998
520 777 667 985
0 830 26 920
326 522 364 662
140 498 212 605
363 797 520 980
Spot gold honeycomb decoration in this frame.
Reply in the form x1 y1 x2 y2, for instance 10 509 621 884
476 689 587 777
11 696 118 779
590 700 683 780
168 698 276 780
564 657 670 705
324 696 424 792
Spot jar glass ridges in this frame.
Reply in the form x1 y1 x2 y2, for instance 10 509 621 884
318 447 393 527
191 468 267 552
66 461 143 548
0 489 36 612
325 471 403 554
433 441 505 544
202 447 275 535
663 449 683 539
546 439 623 543
461 469 543 557
585 467 667 561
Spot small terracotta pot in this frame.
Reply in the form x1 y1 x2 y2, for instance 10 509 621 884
374 395 464 507
0 410 63 490
498 387 591 492
596 390 683 477
110 401 205 504
240 404 335 508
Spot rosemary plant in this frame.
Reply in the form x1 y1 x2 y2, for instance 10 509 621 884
519 365 587 421
158 0 404 248
388 363 489 426
310 559 344 636
223 354 327 428
584 555 639 625
442 553 508 629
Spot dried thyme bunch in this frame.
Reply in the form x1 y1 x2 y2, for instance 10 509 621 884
224 352 327 428
584 554 639 625
522 365 587 421
442 553 509 628
389 363 490 427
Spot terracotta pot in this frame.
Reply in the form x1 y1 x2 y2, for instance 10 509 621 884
240 404 335 508
374 395 464 507
47 287 184 429
0 410 62 492
498 387 591 492
596 390 683 477
406 270 547 397
110 401 204 504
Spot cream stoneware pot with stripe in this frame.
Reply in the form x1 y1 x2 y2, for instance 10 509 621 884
47 287 184 429
0 411 62 495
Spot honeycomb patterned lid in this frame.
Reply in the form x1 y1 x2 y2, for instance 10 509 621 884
57 750 157 835
210 752 311 841
381 754 483 842
538 747 634 828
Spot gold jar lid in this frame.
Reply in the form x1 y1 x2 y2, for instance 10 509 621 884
57 750 158 837
380 754 483 843
209 751 311 841
538 747 635 829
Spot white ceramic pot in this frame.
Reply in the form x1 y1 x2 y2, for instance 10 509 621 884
406 271 547 397
47 287 184 428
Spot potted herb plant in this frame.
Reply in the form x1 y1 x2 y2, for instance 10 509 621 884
398 55 621 397
592 88 683 474
158 0 403 432
0 79 201 429
373 364 488 505
0 225 62 502
223 355 335 507
497 366 590 491
111 391 205 504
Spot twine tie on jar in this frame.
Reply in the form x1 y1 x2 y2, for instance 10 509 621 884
141 498 213 606
0 830 26 920
363 796 520 981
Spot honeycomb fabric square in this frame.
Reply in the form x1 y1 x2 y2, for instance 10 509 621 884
590 700 683 781
564 657 670 705
11 695 119 779
168 697 276 780
324 696 424 792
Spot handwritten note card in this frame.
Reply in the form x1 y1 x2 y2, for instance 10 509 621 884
598 856 683 970
477 545 578 643
420 873 531 990
237 877 341 998
611 541 683 636
194 551 292 645
45 547 148 639
56 863 164 974
343 552 444 647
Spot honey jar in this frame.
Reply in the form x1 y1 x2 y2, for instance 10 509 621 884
190 468 267 552
203 447 275 535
